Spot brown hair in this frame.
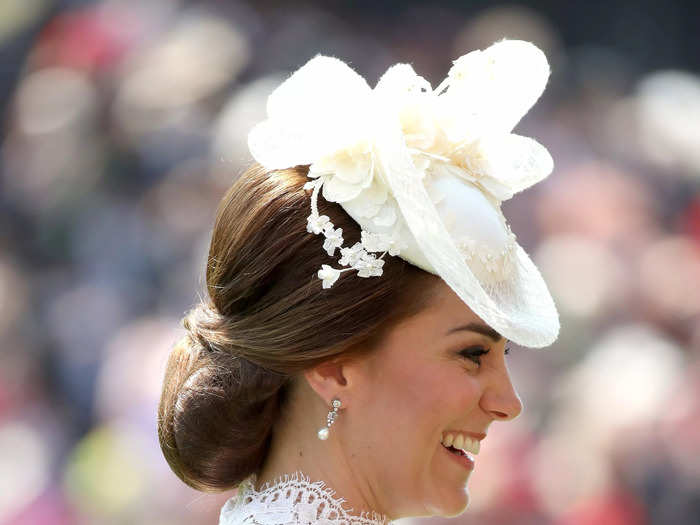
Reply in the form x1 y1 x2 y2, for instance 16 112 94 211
157 164 436 492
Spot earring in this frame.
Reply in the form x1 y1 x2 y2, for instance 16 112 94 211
317 398 342 440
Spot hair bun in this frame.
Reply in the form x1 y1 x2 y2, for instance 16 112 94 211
158 302 289 492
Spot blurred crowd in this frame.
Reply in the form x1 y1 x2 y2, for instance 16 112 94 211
1 1 699 524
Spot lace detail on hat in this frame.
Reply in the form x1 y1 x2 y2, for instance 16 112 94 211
457 229 518 282
219 471 392 525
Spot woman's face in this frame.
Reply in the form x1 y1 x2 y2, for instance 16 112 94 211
342 280 523 518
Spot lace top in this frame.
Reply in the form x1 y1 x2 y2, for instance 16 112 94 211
218 471 392 525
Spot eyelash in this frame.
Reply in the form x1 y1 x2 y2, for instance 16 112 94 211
459 345 512 366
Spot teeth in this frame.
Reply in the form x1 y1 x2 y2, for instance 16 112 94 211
441 433 481 455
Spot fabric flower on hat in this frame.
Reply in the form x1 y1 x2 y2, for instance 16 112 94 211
309 141 374 203
433 40 554 201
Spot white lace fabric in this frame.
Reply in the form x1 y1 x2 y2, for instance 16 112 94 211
219 471 392 525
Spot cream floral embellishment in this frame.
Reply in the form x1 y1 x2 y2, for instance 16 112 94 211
355 253 385 278
309 141 375 203
306 214 331 234
303 178 403 287
339 242 365 266
322 226 344 256
318 265 341 289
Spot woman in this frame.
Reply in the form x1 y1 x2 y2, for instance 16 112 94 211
158 39 559 523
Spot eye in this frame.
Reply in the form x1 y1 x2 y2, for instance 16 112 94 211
458 346 489 366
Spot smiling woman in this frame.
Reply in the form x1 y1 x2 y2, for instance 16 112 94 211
286 281 524 518
158 39 559 524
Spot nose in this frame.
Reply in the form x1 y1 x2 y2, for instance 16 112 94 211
480 361 523 421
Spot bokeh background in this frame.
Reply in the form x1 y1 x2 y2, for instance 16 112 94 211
2 0 700 524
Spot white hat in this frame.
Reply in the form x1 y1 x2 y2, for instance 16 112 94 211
248 39 559 348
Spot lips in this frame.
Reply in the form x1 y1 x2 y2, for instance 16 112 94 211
445 445 468 457
441 441 475 470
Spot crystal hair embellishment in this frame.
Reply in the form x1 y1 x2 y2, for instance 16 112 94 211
304 177 405 289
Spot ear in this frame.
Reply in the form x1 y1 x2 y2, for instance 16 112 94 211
303 357 353 406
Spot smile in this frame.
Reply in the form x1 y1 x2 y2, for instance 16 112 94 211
440 432 480 462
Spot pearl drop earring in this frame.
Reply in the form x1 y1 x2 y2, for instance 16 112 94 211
317 398 341 440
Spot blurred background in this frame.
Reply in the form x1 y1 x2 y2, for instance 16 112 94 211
1 0 699 524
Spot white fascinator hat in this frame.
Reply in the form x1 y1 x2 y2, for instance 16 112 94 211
247 39 559 348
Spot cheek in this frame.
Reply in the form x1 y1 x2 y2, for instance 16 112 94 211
363 356 481 439
420 370 482 432
372 355 440 413
349 352 483 514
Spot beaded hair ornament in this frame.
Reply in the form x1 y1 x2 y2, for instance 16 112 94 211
248 39 560 348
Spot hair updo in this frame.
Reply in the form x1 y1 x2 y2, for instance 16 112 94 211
157 164 435 492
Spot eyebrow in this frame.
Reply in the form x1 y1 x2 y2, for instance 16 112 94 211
446 322 504 342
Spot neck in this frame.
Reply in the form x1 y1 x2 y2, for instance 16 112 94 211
255 409 390 520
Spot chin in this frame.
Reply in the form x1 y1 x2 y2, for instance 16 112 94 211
426 486 470 518
441 495 470 518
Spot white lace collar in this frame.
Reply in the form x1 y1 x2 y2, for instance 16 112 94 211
219 471 392 525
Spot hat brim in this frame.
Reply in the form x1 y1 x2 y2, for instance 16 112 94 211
374 125 559 348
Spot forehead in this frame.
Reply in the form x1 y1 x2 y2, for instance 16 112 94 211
391 280 486 340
